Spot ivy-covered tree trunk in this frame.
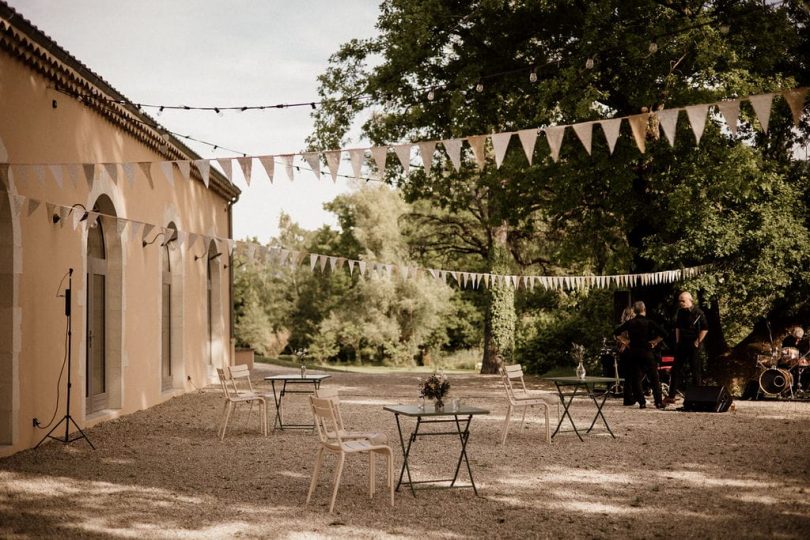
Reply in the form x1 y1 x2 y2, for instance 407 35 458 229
481 224 515 374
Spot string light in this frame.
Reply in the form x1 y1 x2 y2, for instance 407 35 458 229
475 82 484 92
648 42 658 53
529 67 538 83
585 57 595 69
719 24 730 34
214 107 223 116
157 106 164 116
427 88 435 101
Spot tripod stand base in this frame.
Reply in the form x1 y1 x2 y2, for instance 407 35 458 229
35 414 95 450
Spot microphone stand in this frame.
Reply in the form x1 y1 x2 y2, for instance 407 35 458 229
36 268 95 449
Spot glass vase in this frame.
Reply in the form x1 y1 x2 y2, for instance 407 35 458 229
435 398 444 411
576 360 586 380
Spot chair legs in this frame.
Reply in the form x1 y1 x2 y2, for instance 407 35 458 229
329 454 345 513
502 403 553 445
309 448 394 512
306 447 325 506
501 403 513 445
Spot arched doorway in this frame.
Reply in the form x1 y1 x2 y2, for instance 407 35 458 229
0 188 19 445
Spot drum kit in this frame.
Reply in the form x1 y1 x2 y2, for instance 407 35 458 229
755 347 809 398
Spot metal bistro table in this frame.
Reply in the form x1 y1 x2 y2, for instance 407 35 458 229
544 376 620 441
384 403 489 497
263 373 331 430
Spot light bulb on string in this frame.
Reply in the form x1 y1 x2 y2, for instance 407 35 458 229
214 107 223 117
475 82 484 92
719 24 730 34
585 57 595 69
157 106 164 116
427 88 435 101
648 42 658 53
529 67 538 83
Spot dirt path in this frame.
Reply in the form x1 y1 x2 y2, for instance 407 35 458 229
1 362 808 539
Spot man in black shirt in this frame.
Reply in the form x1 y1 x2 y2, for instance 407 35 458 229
664 292 708 405
613 301 668 409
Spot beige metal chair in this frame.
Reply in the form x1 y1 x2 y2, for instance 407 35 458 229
306 396 394 513
216 367 267 440
314 386 388 445
500 364 553 445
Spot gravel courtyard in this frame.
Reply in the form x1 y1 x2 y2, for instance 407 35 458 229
1 362 808 539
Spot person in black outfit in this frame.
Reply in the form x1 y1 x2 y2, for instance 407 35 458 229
613 301 667 409
664 292 708 405
616 306 637 406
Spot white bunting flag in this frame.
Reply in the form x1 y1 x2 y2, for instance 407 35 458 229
491 132 512 168
142 224 154 243
176 161 191 182
129 222 143 243
48 165 64 190
217 158 233 183
371 146 388 179
258 156 275 184
137 162 154 189
122 162 137 188
325 151 341 182
358 261 367 275
517 129 538 165
328 256 338 271
627 113 649 153
310 254 319 271
418 141 436 173
303 152 321 180
685 104 709 144
467 135 487 170
336 257 346 270
193 160 211 188
748 93 774 133
393 144 412 176
281 155 295 181
44 202 55 224
65 163 81 189
657 109 679 146
348 259 357 275
442 139 463 171
572 122 593 155
82 163 95 187
236 157 252 185
428 268 438 280
716 99 740 137
544 126 566 162
10 194 24 218
26 198 40 217
33 165 46 186
349 149 365 179
102 163 118 183
783 88 808 126
600 118 622 155
159 161 174 187
116 219 127 237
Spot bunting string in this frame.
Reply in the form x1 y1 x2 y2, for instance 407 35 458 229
1 88 805 190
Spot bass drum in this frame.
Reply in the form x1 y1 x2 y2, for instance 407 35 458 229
759 368 793 395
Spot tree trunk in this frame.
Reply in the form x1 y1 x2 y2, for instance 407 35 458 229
481 223 515 374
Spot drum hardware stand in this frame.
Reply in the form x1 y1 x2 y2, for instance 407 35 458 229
35 269 95 450
600 338 622 396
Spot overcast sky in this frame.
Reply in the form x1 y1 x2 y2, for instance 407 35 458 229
6 0 381 242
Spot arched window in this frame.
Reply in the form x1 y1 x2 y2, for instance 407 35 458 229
161 223 177 391
86 201 108 413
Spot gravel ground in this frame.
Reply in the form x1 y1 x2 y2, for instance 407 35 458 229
1 362 808 539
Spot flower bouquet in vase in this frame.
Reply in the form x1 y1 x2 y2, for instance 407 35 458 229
571 343 587 380
420 370 450 410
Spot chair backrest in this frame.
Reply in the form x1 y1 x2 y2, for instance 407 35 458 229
310 396 343 446
502 364 528 402
314 387 346 436
228 364 256 395
217 368 236 399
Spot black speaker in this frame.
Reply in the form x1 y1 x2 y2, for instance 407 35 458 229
682 385 732 413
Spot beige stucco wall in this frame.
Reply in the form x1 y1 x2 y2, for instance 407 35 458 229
0 44 234 456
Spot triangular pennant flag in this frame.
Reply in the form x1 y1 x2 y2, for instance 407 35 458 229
627 113 649 153
685 104 709 144
48 165 65 190
319 254 330 271
226 239 235 255
717 99 740 137
129 221 143 243
281 155 295 181
748 93 774 133
26 198 40 217
348 260 357 275
349 149 365 179
33 165 47 186
138 162 154 189
418 142 436 173
310 254 319 271
193 160 211 188
442 139 463 171
600 118 622 155
467 135 487 170
428 268 438 280
159 161 174 187
400 265 410 280
783 88 808 126
517 129 538 165
544 126 566 162
302 152 321 180
103 163 118 183
65 163 80 189
82 163 95 187
370 146 388 179
572 122 593 155
116 219 127 236
217 158 233 183
335 257 346 270
175 231 187 250
45 202 56 224
176 160 191 182
393 144 412 176
656 109 679 146
246 243 257 262
358 261 367 275
328 256 338 271
142 223 155 243
385 264 393 278
122 162 137 188
236 157 252 185
450 271 459 284
10 194 24 218
325 151 341 182
258 156 275 184
491 132 512 168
